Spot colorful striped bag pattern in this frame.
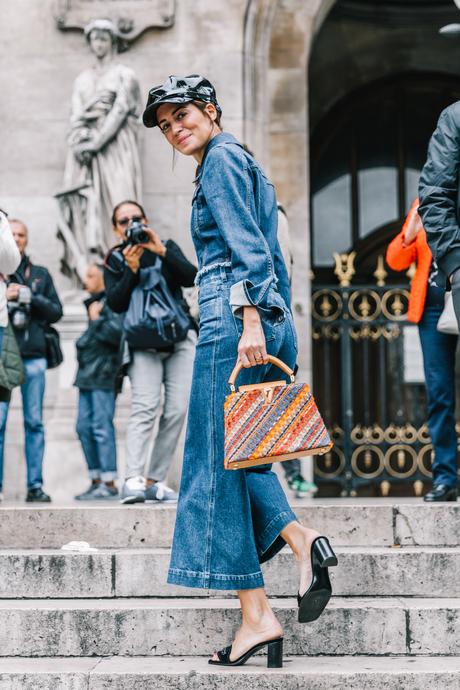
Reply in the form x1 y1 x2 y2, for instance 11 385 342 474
224 356 333 470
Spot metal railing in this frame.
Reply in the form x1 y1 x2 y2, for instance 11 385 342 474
311 252 442 497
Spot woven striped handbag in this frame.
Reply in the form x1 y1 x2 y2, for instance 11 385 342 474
224 355 332 470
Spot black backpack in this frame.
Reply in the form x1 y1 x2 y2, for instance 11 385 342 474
123 259 190 350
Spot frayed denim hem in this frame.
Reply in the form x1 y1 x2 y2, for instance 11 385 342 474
258 509 297 565
167 567 264 591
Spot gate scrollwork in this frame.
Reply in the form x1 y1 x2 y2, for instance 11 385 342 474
311 252 450 496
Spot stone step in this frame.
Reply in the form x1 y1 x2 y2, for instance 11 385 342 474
0 597 457 657
0 501 458 548
0 546 458 599
1 656 459 690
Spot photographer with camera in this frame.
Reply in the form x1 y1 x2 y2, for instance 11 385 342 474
104 200 197 504
0 219 63 502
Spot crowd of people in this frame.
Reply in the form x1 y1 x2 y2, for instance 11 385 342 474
0 202 198 503
0 199 313 504
0 77 459 512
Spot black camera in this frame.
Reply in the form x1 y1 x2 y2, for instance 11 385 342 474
8 285 32 330
125 220 149 246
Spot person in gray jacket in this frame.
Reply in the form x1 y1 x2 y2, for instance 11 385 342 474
418 101 460 502
419 101 460 322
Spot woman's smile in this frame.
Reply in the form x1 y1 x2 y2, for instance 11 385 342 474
176 132 192 147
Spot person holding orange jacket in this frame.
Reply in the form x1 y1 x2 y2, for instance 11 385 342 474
386 199 458 502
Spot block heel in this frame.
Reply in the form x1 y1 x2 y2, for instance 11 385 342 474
208 636 284 668
314 535 338 568
267 638 283 668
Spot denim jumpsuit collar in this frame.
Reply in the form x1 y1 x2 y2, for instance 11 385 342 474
195 132 241 181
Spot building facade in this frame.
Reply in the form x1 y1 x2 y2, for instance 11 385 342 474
1 0 459 497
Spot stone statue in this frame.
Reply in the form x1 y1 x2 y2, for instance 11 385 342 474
57 18 142 279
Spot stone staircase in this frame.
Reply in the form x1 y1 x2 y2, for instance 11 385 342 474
0 501 458 689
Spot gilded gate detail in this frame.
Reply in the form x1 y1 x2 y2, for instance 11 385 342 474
311 253 454 497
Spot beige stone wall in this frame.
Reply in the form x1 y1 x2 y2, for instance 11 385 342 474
0 0 249 291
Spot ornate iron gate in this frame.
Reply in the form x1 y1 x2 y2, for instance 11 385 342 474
311 252 450 497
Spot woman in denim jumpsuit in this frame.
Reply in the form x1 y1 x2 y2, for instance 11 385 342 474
142 75 337 667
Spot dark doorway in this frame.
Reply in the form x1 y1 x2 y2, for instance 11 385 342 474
308 1 460 496
310 73 460 282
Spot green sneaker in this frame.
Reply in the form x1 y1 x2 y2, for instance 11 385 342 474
287 474 318 498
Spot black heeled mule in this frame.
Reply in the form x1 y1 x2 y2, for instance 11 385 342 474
208 637 283 668
298 536 338 623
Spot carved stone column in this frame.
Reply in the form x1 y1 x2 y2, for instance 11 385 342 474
244 0 336 384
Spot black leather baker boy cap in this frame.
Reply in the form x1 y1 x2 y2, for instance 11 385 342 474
143 74 222 128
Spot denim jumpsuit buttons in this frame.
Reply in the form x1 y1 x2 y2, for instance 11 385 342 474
167 132 298 590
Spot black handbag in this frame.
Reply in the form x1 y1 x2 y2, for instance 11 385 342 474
43 325 63 369
123 261 190 350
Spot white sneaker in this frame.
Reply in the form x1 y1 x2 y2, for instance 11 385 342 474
120 476 146 505
145 482 178 502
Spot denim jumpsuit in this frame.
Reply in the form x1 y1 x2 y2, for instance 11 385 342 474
167 133 298 590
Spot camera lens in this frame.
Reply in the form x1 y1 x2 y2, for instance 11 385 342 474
126 221 149 245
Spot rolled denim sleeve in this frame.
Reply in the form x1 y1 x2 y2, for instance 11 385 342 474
200 145 278 318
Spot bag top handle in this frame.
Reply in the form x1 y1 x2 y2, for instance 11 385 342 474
228 355 295 392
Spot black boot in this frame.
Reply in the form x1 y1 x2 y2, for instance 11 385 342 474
423 485 457 502
26 487 51 503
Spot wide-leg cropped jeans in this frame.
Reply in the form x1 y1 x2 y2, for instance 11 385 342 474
167 265 298 590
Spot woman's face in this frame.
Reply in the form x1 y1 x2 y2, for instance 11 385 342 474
113 202 146 239
89 30 113 59
157 103 218 160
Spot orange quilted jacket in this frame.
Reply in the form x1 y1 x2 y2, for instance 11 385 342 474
386 199 433 324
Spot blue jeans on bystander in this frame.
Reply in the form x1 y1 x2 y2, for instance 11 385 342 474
418 287 458 488
76 389 117 482
0 357 47 489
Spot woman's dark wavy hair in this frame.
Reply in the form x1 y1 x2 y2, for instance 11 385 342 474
193 100 222 128
111 200 147 226
192 101 223 177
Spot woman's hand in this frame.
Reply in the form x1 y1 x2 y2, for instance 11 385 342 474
123 244 144 273
238 306 269 368
140 228 167 257
403 208 423 245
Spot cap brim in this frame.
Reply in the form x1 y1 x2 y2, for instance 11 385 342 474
439 23 460 37
142 96 193 128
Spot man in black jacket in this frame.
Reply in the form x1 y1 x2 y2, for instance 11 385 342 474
74 263 122 500
418 103 460 503
0 220 63 502
104 201 197 505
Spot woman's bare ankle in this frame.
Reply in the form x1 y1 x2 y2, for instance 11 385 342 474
281 522 321 561
210 589 283 662
242 607 279 632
